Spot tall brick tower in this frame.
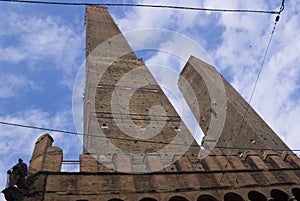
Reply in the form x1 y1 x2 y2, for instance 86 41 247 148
83 5 199 173
5 5 300 201
178 56 290 156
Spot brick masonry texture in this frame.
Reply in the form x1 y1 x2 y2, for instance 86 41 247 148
178 56 290 156
21 5 300 201
83 5 199 170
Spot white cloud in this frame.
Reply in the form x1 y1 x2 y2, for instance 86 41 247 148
113 0 300 154
202 0 300 152
1 2 300 199
0 108 82 196
250 2 300 149
113 0 207 31
0 7 82 200
0 12 84 89
0 9 84 198
0 47 26 63
0 73 39 99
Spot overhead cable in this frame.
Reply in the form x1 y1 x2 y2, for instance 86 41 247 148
0 0 280 14
1 120 300 153
217 0 286 187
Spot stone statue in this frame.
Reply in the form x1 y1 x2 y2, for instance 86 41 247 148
2 158 29 201
8 158 28 190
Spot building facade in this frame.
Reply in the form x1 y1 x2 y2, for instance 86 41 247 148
4 5 300 201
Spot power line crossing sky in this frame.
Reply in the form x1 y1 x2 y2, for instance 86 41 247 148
0 1 299 200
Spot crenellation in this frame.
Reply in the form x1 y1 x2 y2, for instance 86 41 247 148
43 146 63 172
29 133 62 174
14 5 300 201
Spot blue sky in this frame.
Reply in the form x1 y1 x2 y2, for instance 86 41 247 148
1 0 300 198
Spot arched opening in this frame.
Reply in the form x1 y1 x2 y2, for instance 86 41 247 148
140 198 158 201
292 188 300 201
198 194 219 201
224 192 245 201
108 199 124 201
248 191 267 201
270 189 289 201
169 196 189 201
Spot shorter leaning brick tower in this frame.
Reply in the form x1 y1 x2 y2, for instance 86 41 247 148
4 5 300 201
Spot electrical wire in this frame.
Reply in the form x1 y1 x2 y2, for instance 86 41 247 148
0 0 287 150
0 0 293 160
216 0 286 187
1 120 300 152
0 0 281 15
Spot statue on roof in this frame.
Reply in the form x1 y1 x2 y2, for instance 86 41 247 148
8 158 28 190
2 158 29 201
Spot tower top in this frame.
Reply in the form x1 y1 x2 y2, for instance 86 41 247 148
83 5 199 173
179 56 290 156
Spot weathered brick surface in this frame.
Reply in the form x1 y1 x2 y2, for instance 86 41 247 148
27 171 300 201
286 154 300 168
31 134 54 159
80 153 98 172
175 156 193 171
29 133 57 174
178 56 290 156
43 146 63 172
83 5 200 172
23 5 300 201
246 154 279 184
